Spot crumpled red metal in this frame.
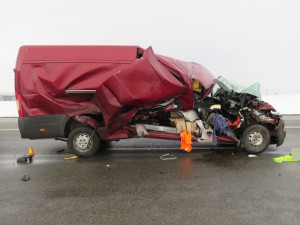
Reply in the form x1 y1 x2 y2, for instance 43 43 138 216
15 45 215 135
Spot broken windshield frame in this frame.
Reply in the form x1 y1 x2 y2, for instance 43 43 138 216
212 76 261 100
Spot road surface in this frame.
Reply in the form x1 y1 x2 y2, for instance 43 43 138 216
0 117 299 225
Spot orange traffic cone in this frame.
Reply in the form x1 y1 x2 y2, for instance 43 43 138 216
28 146 36 156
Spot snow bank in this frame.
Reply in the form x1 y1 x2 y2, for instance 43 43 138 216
0 94 299 117
262 94 300 115
0 101 18 117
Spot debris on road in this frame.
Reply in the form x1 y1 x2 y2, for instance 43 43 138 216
202 153 213 159
273 155 299 163
64 155 78 160
17 146 36 163
160 154 177 161
56 149 65 153
248 154 257 158
17 155 27 163
17 155 33 163
21 173 31 181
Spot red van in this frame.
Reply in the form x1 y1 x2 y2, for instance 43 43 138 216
15 45 285 157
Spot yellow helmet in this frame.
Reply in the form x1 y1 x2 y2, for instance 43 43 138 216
192 80 203 92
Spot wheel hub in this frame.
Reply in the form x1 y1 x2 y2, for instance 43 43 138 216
73 133 93 152
248 131 263 146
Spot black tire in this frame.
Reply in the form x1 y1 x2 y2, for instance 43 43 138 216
101 140 112 150
242 124 270 154
67 127 100 157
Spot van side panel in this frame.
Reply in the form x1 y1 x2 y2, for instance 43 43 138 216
15 46 141 118
19 62 129 117
18 114 70 139
14 45 216 141
15 45 141 70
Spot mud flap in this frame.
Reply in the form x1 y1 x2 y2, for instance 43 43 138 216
275 118 286 147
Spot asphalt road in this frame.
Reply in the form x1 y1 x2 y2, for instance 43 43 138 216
0 117 300 225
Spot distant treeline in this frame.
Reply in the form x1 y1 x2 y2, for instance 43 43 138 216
0 95 15 101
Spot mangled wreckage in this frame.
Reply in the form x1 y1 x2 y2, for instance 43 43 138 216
15 45 286 156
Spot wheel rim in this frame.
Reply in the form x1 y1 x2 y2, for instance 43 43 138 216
73 133 93 152
248 131 263 147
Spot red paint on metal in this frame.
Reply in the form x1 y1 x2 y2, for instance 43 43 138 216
143 131 198 141
72 115 99 129
269 130 277 136
102 129 130 140
15 46 141 118
15 45 216 138
94 47 187 124
216 136 235 143
143 131 181 140
15 45 215 118
260 102 276 111
15 92 23 117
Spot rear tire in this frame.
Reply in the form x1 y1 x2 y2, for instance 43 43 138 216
67 127 100 157
242 124 270 154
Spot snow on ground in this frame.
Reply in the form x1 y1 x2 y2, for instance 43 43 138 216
0 94 299 117
0 101 18 117
262 94 300 115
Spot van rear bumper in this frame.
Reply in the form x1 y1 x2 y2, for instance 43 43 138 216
18 114 70 139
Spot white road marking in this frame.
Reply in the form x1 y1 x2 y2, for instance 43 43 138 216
0 128 19 131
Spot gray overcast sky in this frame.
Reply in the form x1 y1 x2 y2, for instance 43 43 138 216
0 0 299 94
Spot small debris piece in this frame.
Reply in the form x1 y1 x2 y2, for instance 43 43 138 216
21 173 31 181
135 124 149 137
106 165 110 167
202 153 213 159
17 156 27 163
56 149 65 153
160 154 177 161
248 154 257 158
17 155 33 163
64 155 78 160
273 155 300 163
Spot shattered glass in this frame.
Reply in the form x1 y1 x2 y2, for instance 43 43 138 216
214 76 261 100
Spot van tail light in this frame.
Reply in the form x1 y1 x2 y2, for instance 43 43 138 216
15 92 24 117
